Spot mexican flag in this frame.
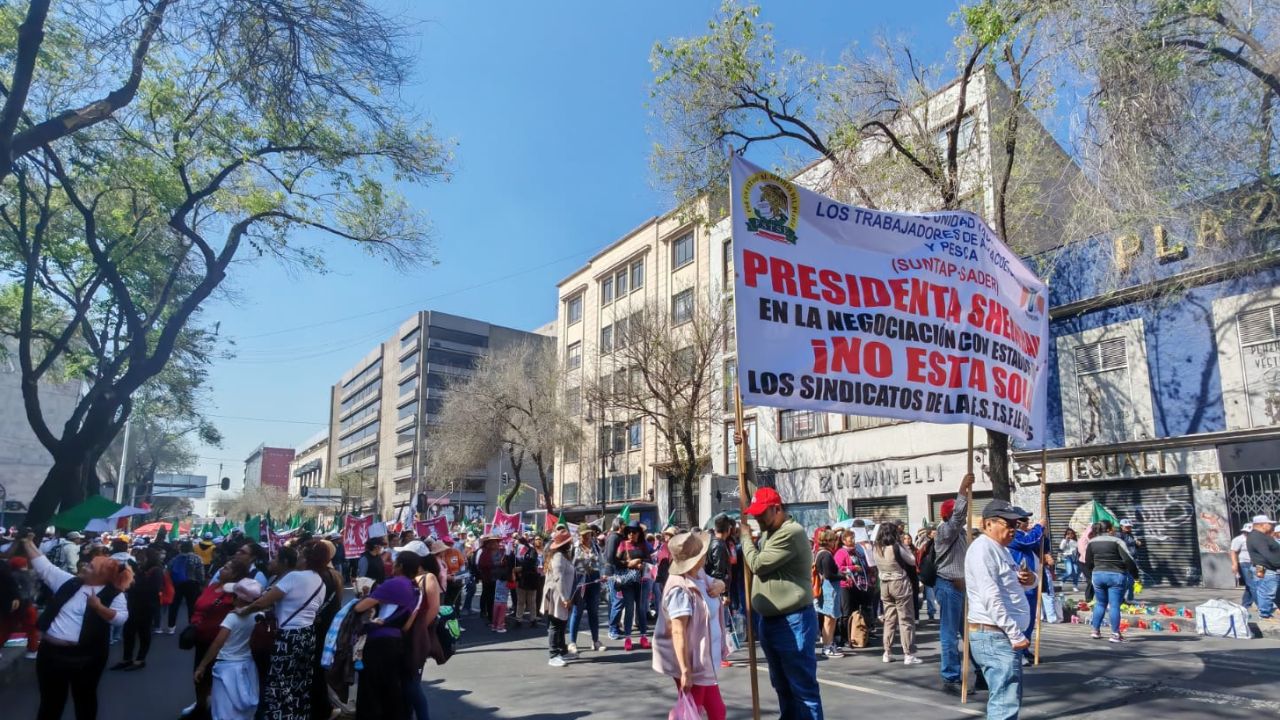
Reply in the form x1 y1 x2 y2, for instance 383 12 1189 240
1076 500 1120 557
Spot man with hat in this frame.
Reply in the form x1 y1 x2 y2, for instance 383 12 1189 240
1116 519 1143 602
740 486 823 720
1245 514 1280 621
965 500 1038 720
1230 523 1256 610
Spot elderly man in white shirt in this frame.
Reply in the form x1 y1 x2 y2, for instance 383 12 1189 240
965 500 1037 720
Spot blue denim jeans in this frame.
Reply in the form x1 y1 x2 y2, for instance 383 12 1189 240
1238 562 1256 608
1256 570 1278 619
756 606 823 720
923 585 937 619
969 630 1022 720
607 576 624 636
404 668 429 720
1061 556 1080 585
619 581 648 636
936 578 965 683
568 573 601 644
1091 571 1127 634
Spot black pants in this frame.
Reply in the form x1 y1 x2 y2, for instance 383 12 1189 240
169 581 200 626
444 578 463 612
122 605 155 662
356 635 406 720
547 616 568 658
36 643 107 720
480 580 496 620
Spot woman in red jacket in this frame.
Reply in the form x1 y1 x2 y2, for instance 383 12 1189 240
179 559 249 719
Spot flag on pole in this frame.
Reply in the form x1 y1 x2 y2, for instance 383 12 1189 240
545 512 562 532
170 521 180 542
665 511 676 529
835 507 851 523
617 505 632 524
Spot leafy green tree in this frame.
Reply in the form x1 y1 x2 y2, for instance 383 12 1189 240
0 2 451 528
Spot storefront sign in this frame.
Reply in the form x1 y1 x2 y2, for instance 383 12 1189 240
1068 450 1167 480
818 464 949 494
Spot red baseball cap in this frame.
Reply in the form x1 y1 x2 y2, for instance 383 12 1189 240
744 487 783 516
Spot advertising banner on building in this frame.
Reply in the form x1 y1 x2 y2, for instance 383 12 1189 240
731 155 1050 444
343 514 373 558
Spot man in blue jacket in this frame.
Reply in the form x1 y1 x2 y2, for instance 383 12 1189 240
1009 517 1047 663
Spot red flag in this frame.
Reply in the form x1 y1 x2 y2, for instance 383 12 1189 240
415 516 452 543
343 515 373 558
492 509 521 537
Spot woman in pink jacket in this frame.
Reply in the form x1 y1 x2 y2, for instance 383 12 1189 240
652 529 729 720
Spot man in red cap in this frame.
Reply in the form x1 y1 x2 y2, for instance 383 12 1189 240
740 486 823 720
936 472 976 695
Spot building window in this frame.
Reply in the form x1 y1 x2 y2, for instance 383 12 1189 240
342 358 382 392
396 430 415 446
399 352 418 376
726 418 757 475
613 316 628 350
1073 337 1132 444
631 258 645 289
844 415 899 431
615 268 628 296
600 324 613 353
338 444 378 467
672 288 694 325
340 378 381 414
1237 304 1280 427
400 327 419 351
600 424 626 454
601 276 614 306
565 387 581 416
564 442 580 463
626 473 641 499
395 452 414 470
723 358 737 408
399 376 417 398
672 232 694 270
723 239 734 290
398 401 418 422
567 341 582 370
779 410 826 441
339 400 379 432
339 420 380 449
562 481 579 505
566 295 583 325
627 420 642 449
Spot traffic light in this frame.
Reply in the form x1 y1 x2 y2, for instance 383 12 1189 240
300 486 309 498
220 477 231 491
415 492 427 514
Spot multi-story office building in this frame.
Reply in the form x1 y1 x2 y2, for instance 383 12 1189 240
243 445 296 492
289 431 329 497
327 311 547 523
553 206 719 530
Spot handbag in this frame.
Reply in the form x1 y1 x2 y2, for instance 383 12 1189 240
250 578 324 656
178 624 198 650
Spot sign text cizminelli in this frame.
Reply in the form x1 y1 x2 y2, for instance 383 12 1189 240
1068 450 1168 480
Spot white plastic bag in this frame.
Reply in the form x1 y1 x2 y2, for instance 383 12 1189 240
670 692 707 720
1041 594 1064 624
1195 599 1251 640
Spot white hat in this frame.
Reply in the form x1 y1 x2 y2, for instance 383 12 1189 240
1119 518 1134 527
1252 514 1276 525
1242 523 1254 533
393 540 430 557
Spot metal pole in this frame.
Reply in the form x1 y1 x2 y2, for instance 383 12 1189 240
1034 448 1048 665
961 423 974 704
734 384 761 720
114 416 132 504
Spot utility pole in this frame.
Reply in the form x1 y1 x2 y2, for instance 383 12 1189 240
114 416 132 504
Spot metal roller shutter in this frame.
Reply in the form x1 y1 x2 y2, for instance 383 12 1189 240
849 495 909 527
1047 477 1202 587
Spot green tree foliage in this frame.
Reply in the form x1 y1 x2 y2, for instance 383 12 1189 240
0 1 452 528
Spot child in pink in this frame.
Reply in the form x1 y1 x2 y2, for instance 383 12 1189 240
492 578 511 632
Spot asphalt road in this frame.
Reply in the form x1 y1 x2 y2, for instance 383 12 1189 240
3 611 1279 719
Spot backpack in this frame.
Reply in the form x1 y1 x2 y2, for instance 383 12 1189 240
810 554 824 599
919 538 938 588
429 604 461 665
170 554 188 584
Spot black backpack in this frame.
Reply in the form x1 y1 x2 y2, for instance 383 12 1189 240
919 538 938 588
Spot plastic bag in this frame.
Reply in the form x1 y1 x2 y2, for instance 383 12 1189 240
670 692 707 720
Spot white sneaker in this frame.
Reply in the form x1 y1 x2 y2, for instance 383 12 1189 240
593 640 606 651
903 655 922 665
24 651 38 660
567 643 578 655
167 627 176 635
179 702 197 717
548 655 566 667
882 653 892 663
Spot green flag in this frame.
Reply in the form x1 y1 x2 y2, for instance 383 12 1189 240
665 511 676 529
618 504 632 524
170 521 180 542
835 506 851 523
303 516 316 533
245 515 261 542
1090 501 1119 526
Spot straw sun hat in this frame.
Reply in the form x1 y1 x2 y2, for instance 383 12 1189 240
667 529 712 576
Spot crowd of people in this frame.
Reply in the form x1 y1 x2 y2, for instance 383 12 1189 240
4 491 1279 720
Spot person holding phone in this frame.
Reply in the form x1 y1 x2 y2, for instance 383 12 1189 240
964 501 1038 720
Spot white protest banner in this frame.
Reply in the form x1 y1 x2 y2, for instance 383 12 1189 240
731 155 1049 444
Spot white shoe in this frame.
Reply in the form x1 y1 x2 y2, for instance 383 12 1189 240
167 627 176 635
24 651 38 660
567 643 578 655
903 655 922 665
179 702 197 717
548 655 566 667
882 653 892 663
593 641 606 651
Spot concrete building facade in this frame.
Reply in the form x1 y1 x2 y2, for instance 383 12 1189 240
327 310 547 523
0 344 81 526
243 445 295 492
288 430 329 498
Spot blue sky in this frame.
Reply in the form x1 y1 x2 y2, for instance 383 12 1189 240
195 0 968 509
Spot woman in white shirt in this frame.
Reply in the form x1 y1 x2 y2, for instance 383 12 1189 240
21 537 132 720
233 544 324 720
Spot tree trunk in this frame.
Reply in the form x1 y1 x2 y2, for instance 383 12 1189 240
675 470 699 528
25 452 95 530
986 429 1011 501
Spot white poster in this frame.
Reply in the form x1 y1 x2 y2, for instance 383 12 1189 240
731 155 1050 445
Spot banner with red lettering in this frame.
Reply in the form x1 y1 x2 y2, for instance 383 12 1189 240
492 509 521 537
343 515 373 558
731 155 1049 444
416 516 453 544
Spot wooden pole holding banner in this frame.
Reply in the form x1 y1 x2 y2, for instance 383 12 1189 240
734 384 762 720
1034 448 1048 665
961 423 974 704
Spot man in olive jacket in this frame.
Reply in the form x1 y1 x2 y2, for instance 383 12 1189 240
741 486 823 720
